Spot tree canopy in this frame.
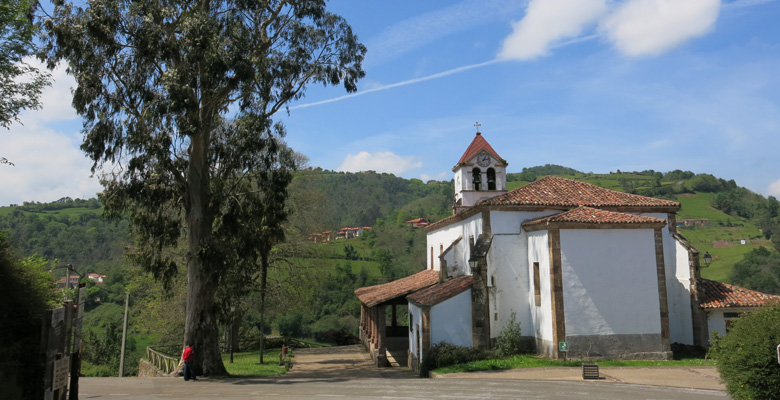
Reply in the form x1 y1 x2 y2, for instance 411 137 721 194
1 0 49 129
43 0 365 375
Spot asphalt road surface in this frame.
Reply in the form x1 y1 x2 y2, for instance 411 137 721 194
78 376 727 399
75 346 727 399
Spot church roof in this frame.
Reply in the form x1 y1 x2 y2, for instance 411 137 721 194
522 206 667 230
407 275 473 307
478 176 680 210
698 278 780 309
354 269 439 308
453 132 504 170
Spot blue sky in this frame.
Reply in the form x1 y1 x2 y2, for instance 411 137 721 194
2 0 780 206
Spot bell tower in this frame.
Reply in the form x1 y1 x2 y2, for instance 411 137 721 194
452 126 507 213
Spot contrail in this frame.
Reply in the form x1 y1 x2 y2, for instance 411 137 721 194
290 0 771 111
289 59 502 110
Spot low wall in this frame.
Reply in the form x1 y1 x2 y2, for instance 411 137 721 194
138 359 174 377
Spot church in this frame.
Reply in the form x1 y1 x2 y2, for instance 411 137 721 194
355 130 780 372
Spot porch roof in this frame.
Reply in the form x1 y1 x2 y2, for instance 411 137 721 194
699 278 780 309
407 275 473 307
355 269 440 308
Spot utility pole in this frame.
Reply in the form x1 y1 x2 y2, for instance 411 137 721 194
118 292 129 377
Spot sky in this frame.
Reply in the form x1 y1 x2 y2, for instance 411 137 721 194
2 0 780 206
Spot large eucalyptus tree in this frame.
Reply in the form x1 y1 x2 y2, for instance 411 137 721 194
43 0 365 375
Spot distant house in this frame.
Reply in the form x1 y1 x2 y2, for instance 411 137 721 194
87 273 107 283
309 227 371 243
405 218 428 228
55 276 81 289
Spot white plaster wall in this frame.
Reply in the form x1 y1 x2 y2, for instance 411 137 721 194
527 231 554 342
560 229 661 336
706 310 726 342
431 290 473 348
408 303 424 363
641 212 694 345
488 234 530 339
706 308 751 342
488 210 559 340
668 238 694 344
427 213 482 273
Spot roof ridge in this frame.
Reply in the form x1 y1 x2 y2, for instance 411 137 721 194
454 133 503 168
479 175 680 209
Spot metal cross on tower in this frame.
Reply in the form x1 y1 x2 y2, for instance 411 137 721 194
474 122 481 133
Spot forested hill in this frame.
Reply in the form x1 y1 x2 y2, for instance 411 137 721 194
287 168 452 234
2 165 780 289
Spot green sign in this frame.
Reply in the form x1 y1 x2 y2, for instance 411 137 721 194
559 341 569 352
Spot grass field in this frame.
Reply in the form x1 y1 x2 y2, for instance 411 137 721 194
222 349 290 377
433 353 715 375
0 205 103 218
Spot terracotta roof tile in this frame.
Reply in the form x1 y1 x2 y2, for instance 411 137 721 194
522 206 667 229
699 278 780 309
407 275 474 307
479 176 680 209
355 270 440 307
454 133 503 168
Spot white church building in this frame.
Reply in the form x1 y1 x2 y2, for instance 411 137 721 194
356 131 779 372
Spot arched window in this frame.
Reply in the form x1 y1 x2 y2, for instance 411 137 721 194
472 168 481 191
487 168 496 190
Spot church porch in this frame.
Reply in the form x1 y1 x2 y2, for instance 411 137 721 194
355 270 439 367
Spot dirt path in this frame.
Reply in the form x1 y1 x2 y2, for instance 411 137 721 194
280 345 416 381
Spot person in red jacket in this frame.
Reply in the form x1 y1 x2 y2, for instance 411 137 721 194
182 344 197 381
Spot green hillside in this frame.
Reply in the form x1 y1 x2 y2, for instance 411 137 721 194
3 165 780 375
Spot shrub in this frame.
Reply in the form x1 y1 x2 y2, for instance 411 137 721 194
420 342 486 376
709 304 780 400
494 312 523 358
276 312 308 338
310 315 360 345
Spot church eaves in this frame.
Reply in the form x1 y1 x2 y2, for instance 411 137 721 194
522 206 667 231
478 176 681 210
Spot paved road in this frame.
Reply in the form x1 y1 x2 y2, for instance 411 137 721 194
77 376 727 399
74 346 728 399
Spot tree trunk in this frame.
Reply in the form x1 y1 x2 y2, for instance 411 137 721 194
258 249 269 364
183 130 227 376
231 315 240 353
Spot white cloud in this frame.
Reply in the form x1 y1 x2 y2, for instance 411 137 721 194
420 171 450 182
0 122 101 206
498 0 608 60
599 0 721 57
768 179 780 198
0 60 95 206
22 58 78 122
338 152 422 176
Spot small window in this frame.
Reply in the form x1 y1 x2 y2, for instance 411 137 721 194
430 247 434 269
533 262 541 306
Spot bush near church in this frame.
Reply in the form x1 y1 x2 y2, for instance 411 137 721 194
709 303 780 400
